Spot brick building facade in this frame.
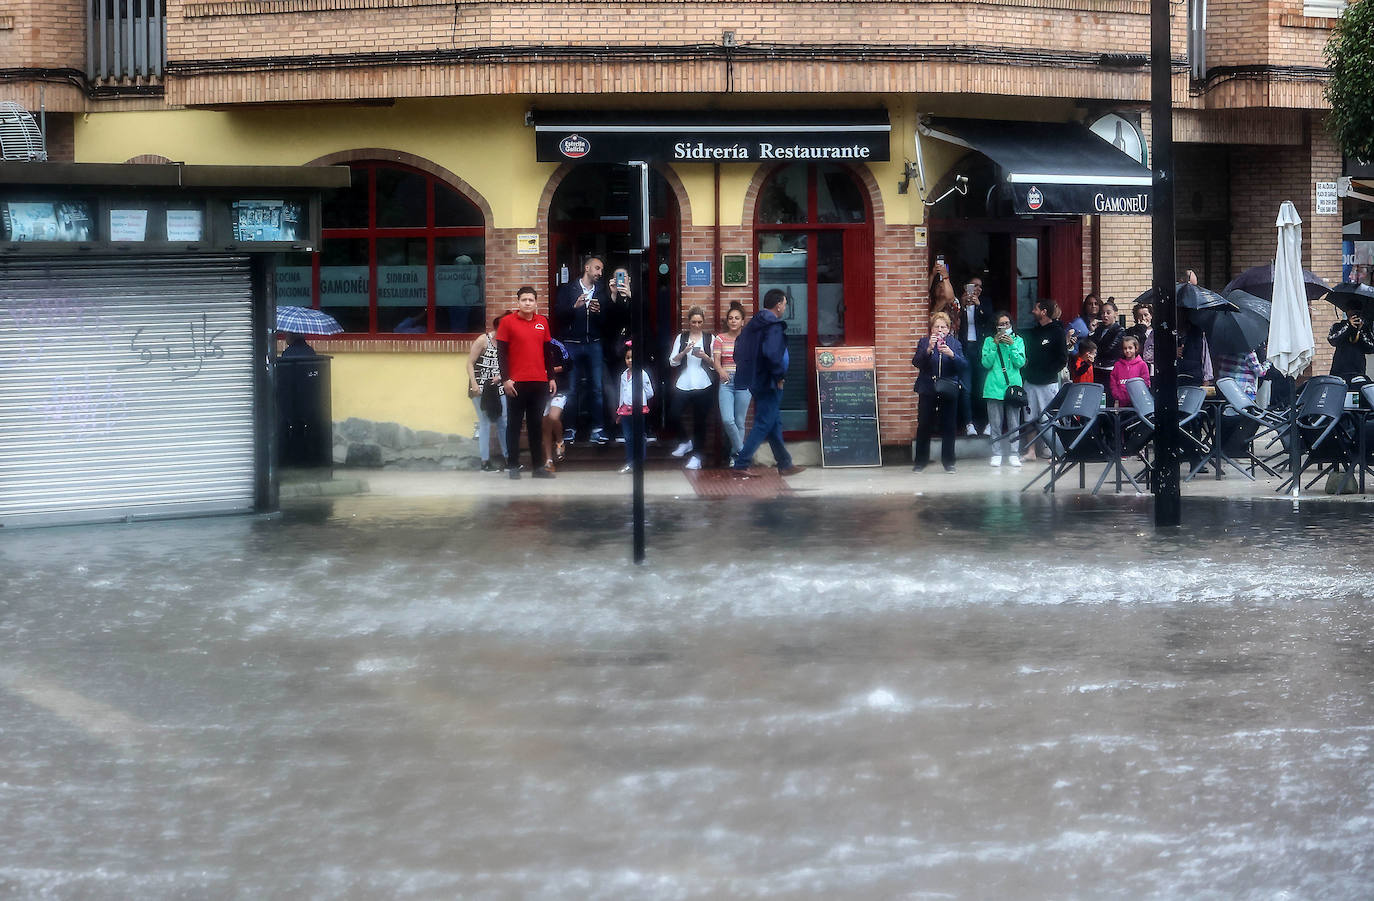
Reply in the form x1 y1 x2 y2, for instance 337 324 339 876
0 0 1353 446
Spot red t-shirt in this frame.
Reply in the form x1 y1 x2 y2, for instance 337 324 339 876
496 313 552 382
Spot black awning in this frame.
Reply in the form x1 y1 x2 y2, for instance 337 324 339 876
533 109 890 164
922 118 1153 216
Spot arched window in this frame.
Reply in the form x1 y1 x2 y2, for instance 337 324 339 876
276 161 486 335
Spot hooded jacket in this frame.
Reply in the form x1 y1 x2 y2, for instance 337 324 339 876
733 308 789 394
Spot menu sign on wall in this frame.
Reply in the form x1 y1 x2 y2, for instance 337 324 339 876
815 346 881 467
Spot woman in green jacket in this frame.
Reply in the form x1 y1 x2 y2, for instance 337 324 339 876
981 311 1026 468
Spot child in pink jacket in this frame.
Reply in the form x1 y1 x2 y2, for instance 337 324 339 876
1110 335 1150 407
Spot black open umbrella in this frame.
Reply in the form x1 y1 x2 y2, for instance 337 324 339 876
1192 290 1271 357
1132 283 1237 313
1324 281 1374 317
1223 263 1331 302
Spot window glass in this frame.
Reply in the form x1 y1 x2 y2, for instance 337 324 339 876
319 238 370 333
375 167 428 228
436 236 485 333
274 251 314 308
757 164 808 224
816 231 845 346
377 237 429 333
817 164 865 223
435 183 483 227
322 167 369 228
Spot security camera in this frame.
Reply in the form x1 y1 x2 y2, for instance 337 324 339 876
955 175 968 185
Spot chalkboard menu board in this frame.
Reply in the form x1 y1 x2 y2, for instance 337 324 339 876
815 346 881 467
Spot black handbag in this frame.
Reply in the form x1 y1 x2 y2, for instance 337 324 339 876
996 341 1027 408
480 381 503 422
927 338 960 399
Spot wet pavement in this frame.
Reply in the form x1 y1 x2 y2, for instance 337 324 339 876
1 493 1372 899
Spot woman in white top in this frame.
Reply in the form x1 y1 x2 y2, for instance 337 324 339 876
669 306 715 470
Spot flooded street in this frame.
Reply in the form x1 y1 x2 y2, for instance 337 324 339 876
2 494 1372 899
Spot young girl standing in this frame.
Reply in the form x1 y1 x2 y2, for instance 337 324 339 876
616 342 655 473
1110 335 1150 407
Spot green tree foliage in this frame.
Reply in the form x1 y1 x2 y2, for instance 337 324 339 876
1325 0 1374 161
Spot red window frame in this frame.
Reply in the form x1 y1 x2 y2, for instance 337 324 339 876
306 161 485 338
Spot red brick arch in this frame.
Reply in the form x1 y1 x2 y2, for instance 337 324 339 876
536 160 693 227
739 161 886 226
303 147 495 224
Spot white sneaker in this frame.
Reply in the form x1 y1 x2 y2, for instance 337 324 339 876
964 423 977 437
619 464 632 474
990 455 1002 467
672 440 693 458
1009 455 1022 468
982 424 995 437
684 455 702 470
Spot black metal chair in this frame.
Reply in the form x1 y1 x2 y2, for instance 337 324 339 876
1276 378 1357 493
1214 376 1287 478
1005 381 1073 461
1120 380 1209 484
1035 382 1128 494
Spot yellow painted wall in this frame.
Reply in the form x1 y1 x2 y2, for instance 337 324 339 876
330 351 475 435
75 97 557 229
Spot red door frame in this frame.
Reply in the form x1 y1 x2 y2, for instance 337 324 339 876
754 164 875 437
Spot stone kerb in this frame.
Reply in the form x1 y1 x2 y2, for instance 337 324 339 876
334 416 483 470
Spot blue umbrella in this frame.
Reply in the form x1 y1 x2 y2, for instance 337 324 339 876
276 305 343 335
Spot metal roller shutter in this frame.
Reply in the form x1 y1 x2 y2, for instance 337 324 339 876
0 256 258 528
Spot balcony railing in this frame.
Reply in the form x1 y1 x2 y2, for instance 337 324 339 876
86 0 165 82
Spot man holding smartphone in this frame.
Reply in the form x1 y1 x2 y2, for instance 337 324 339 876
554 253 610 445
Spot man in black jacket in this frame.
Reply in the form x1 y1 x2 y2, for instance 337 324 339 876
1328 308 1374 383
1020 299 1068 461
731 289 805 477
553 253 609 445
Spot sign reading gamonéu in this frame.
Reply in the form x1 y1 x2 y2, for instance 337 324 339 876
815 346 881 468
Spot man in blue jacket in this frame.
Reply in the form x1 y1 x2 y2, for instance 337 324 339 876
731 289 805 477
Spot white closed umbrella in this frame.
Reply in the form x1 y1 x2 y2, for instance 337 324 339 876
1267 201 1317 497
1267 201 1315 379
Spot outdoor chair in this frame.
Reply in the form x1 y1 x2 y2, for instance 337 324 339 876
1120 380 1209 484
1215 377 1287 478
1176 385 1212 477
1036 382 1129 494
1005 381 1073 461
1276 378 1357 493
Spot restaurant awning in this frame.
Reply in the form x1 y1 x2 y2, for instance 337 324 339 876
920 117 1153 216
533 110 890 164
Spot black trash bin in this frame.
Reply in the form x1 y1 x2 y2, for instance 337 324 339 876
276 354 333 468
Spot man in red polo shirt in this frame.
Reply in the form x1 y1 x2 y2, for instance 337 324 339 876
496 286 557 479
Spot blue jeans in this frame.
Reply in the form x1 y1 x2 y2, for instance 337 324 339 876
470 394 508 462
733 385 792 470
718 380 751 456
566 340 604 434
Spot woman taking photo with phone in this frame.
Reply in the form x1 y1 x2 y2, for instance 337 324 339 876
911 311 968 474
980 311 1026 468
669 306 715 471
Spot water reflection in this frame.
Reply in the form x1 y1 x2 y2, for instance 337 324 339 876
0 494 1371 898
